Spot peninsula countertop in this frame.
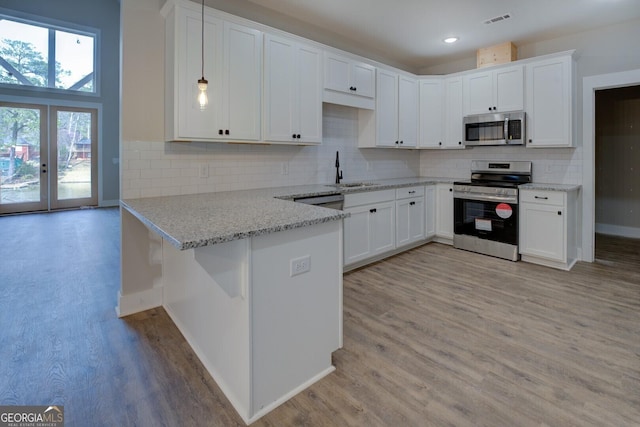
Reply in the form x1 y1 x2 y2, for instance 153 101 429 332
121 177 455 250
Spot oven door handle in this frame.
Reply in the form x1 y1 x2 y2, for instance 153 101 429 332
454 193 518 203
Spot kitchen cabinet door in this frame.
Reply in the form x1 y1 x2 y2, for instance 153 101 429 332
223 22 262 141
494 65 524 112
375 69 399 147
396 197 425 247
169 7 223 141
324 53 351 94
444 77 464 149
464 70 493 115
344 205 373 265
520 202 566 262
264 34 322 144
296 44 323 143
352 61 376 98
526 55 574 147
418 78 445 148
436 183 454 241
398 75 418 148
370 201 396 256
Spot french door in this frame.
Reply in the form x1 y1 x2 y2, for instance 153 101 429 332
0 102 98 214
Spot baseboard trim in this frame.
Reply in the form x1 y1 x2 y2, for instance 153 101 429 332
595 223 640 239
116 287 163 317
100 199 120 208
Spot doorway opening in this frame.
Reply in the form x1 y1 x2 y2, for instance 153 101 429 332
594 84 640 264
0 102 98 214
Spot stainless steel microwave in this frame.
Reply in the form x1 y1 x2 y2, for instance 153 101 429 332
463 111 525 146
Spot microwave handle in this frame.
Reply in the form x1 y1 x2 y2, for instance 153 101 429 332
504 117 509 140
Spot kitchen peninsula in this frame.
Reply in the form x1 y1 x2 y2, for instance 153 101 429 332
118 185 347 424
118 177 452 423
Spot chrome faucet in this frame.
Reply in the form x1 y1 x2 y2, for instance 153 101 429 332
335 151 343 184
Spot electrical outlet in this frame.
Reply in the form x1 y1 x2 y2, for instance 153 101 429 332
290 255 311 277
199 163 209 178
281 162 289 175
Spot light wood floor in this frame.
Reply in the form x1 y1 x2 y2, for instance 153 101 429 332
1 210 638 426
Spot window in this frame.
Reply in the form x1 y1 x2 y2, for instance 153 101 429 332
0 14 96 93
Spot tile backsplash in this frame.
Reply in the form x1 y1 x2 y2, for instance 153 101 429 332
121 103 419 199
122 103 582 199
419 145 583 184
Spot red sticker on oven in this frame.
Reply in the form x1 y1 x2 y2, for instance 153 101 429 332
496 203 513 219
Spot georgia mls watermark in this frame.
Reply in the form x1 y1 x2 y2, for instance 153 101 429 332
0 405 64 427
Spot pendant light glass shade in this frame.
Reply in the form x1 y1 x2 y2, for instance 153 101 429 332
197 0 208 110
198 78 208 110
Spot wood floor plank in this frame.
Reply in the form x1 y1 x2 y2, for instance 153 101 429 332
1 211 639 426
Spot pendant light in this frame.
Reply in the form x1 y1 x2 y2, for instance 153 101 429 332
197 0 208 110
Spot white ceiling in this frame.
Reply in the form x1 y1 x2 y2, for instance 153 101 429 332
247 0 640 70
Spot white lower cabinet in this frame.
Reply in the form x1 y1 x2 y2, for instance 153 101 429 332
396 186 425 247
343 190 396 266
519 188 578 270
435 183 454 243
343 184 446 268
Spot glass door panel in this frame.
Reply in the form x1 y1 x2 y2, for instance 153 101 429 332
51 107 98 209
0 103 48 214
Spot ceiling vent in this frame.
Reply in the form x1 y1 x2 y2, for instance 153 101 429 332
483 13 512 25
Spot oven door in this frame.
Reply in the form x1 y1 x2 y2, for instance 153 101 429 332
454 194 518 245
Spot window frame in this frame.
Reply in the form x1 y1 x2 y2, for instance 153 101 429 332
0 7 100 97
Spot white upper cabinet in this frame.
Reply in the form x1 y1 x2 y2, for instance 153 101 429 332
463 65 524 115
525 54 575 147
164 3 262 142
264 34 322 144
444 76 465 149
418 78 444 148
361 69 417 148
323 52 376 109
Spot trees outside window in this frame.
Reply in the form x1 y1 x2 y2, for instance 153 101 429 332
0 16 96 93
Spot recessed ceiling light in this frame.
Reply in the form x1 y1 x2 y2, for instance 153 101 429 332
443 37 459 44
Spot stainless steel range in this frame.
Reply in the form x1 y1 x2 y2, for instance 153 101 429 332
453 160 532 261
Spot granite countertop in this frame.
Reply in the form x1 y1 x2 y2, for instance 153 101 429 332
121 177 456 250
520 183 582 192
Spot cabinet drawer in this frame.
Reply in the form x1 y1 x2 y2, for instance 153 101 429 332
344 189 395 208
520 190 565 206
395 186 425 200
